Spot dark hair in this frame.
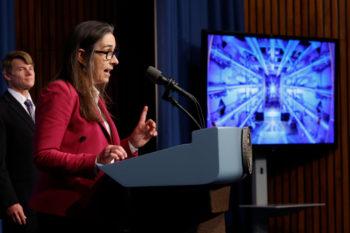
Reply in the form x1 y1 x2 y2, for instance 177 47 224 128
58 20 114 121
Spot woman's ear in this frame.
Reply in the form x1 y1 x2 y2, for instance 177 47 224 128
77 49 87 66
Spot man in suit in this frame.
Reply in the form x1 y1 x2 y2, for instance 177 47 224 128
0 51 37 233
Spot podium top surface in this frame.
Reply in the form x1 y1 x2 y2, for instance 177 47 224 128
100 127 250 187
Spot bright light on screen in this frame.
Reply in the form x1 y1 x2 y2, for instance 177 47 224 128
206 33 336 145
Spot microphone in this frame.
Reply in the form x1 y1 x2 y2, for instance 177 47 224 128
146 66 205 129
146 66 193 99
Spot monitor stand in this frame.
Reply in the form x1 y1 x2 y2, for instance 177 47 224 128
239 156 325 233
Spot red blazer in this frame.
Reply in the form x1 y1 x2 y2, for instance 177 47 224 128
30 80 136 216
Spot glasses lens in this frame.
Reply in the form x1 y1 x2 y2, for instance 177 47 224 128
106 51 113 60
109 50 119 59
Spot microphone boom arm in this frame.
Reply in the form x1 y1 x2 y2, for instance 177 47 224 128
146 66 205 129
162 87 203 129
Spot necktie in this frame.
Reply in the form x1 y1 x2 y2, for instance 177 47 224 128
24 99 35 121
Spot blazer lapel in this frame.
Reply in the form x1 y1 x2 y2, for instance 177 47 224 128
97 98 120 145
3 92 35 130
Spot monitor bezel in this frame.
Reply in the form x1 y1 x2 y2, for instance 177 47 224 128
200 29 339 150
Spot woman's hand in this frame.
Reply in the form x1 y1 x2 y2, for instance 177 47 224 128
97 145 128 164
129 106 158 148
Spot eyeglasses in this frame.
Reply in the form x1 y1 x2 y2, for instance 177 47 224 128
94 50 119 60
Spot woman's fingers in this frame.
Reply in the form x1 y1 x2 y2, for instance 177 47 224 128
98 145 128 164
109 145 127 160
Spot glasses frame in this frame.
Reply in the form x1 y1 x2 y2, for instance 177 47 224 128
94 49 119 60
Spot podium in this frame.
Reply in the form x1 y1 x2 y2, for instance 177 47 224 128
100 127 252 233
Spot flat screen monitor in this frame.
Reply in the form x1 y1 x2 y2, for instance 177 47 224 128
202 31 337 147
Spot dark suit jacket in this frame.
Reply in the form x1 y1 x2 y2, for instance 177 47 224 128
0 91 36 216
29 80 136 217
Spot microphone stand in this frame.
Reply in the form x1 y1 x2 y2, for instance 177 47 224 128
162 82 203 129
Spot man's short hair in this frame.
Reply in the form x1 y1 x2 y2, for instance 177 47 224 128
2 50 34 75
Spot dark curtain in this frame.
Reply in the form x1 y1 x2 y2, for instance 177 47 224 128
0 0 15 232
0 0 15 95
155 2 246 232
155 0 244 149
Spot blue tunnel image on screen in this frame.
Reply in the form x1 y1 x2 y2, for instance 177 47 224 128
206 33 336 145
